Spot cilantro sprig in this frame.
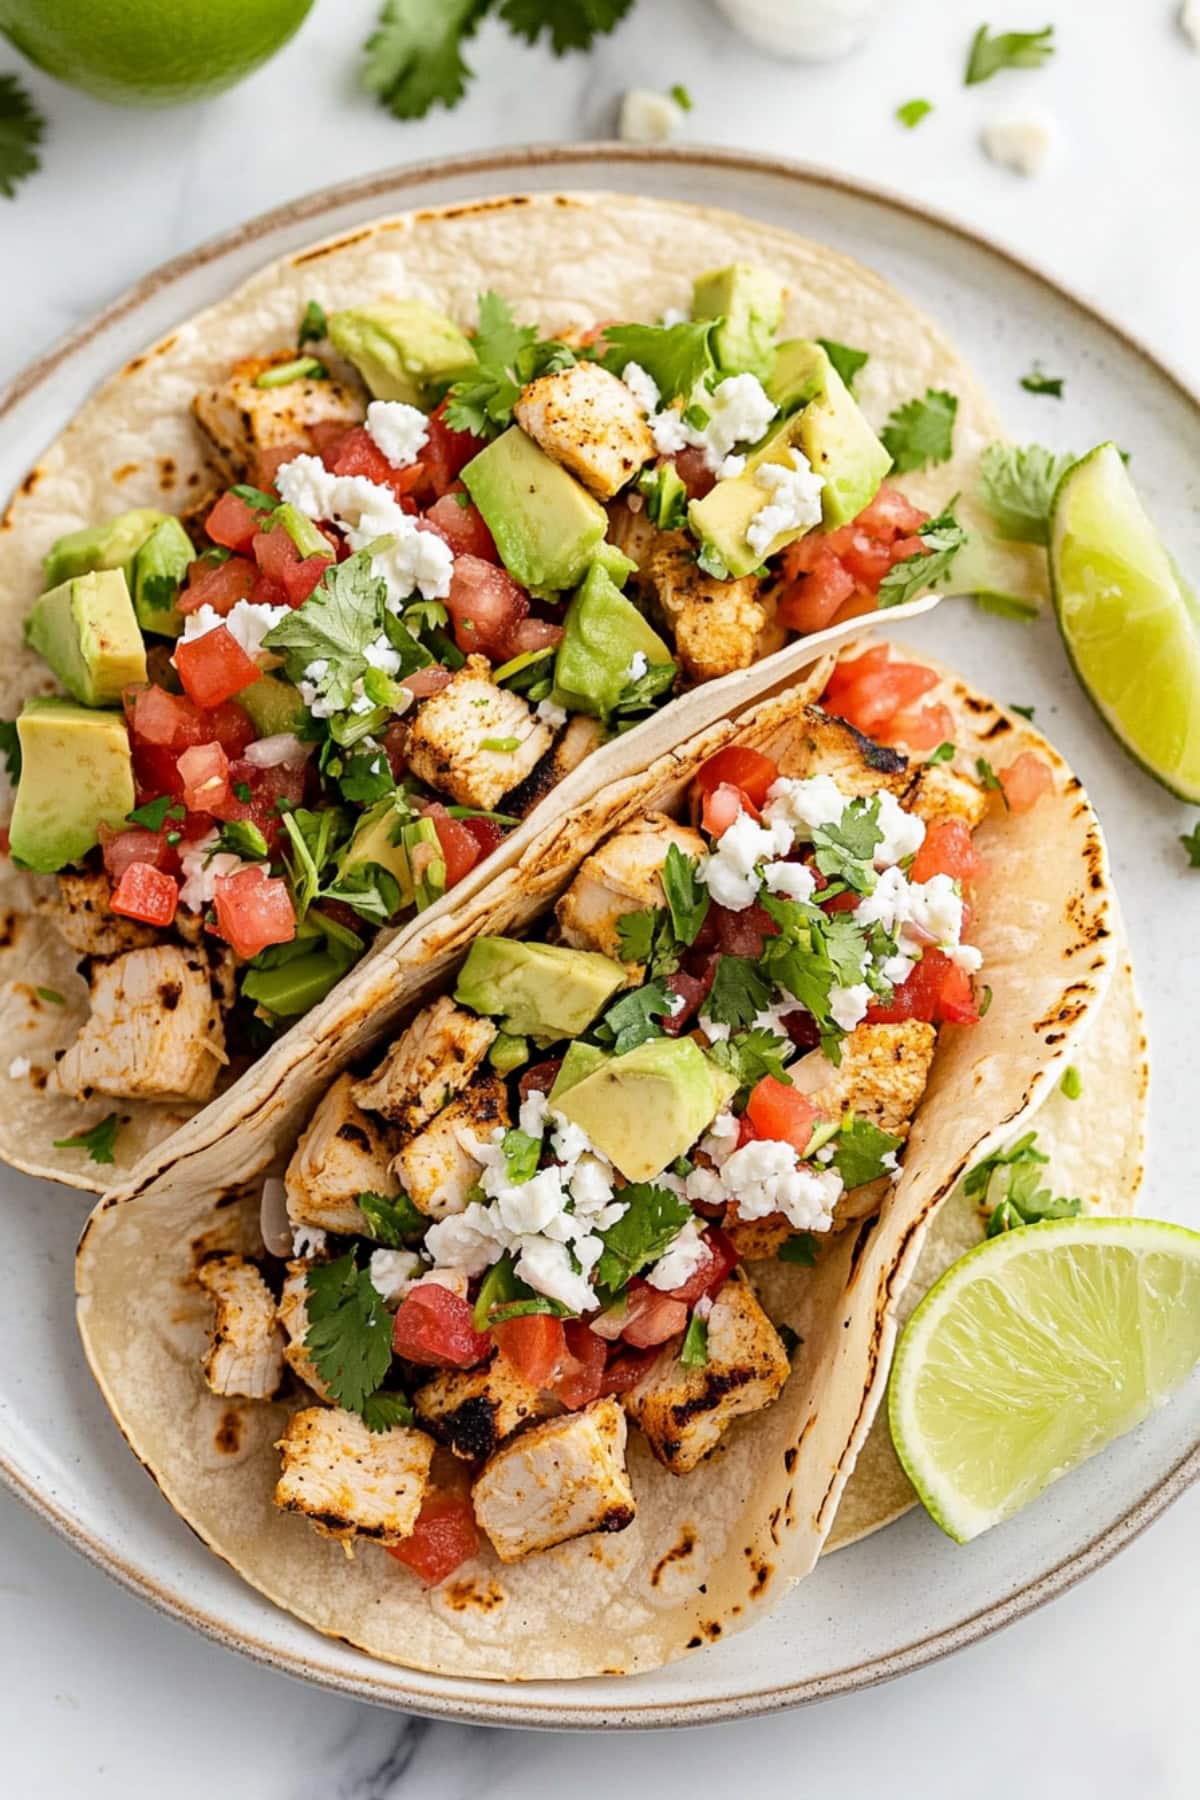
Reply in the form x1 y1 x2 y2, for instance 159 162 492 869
54 1114 120 1165
598 318 718 403
965 1131 1081 1236
977 442 1075 546
895 98 933 130
1180 820 1200 869
1020 364 1064 398
881 388 958 473
304 1253 395 1416
832 1116 902 1188
878 508 967 608
0 73 46 201
707 1027 793 1098
443 290 581 437
359 1189 426 1245
965 23 1055 86
595 1182 692 1293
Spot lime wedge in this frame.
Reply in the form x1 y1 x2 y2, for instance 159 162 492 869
889 1217 1200 1543
1050 443 1200 800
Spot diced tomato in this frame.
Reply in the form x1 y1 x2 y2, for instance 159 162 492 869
881 701 955 751
217 756 305 847
712 901 778 959
910 819 984 887
702 781 757 838
867 948 980 1026
855 482 929 541
422 801 482 890
776 484 932 636
109 861 179 928
444 554 529 660
204 700 258 758
553 1321 609 1409
99 824 176 882
424 487 498 561
620 1280 689 1349
672 447 715 501
327 425 426 507
251 522 331 606
777 554 858 634
391 1284 491 1369
177 741 229 814
381 720 408 780
518 1059 562 1102
662 967 710 1035
493 1314 565 1388
128 683 203 748
504 616 564 656
830 588 886 627
421 400 486 499
661 1227 739 1307
599 1346 658 1396
251 443 307 490
249 571 290 610
205 491 264 555
403 665 452 699
837 529 894 589
825 655 938 737
695 746 779 808
387 1491 478 1585
460 815 505 860
174 627 260 708
746 1075 818 1154
178 554 257 618
210 866 295 960
999 751 1054 814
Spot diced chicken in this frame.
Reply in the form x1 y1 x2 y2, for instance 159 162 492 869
644 533 784 683
551 713 608 781
902 759 990 830
277 1260 331 1399
624 1274 790 1474
513 361 655 500
801 1022 936 1142
556 812 708 966
37 870 157 957
274 1406 434 1549
405 656 554 812
54 945 225 1103
795 706 910 794
285 1073 397 1237
415 1352 553 1460
351 995 497 1132
607 494 661 576
197 1254 285 1400
720 1211 794 1261
471 1398 636 1563
192 352 363 476
392 1072 509 1219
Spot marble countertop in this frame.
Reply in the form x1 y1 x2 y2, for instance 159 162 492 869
2 0 1197 1790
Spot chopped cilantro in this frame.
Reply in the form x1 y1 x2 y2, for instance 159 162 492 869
126 796 184 832
705 955 773 1031
0 719 20 784
615 907 676 973
895 97 933 129
978 983 993 1016
966 1130 1080 1236
594 1181 692 1293
497 0 635 55
636 462 689 530
362 0 490 119
1060 1065 1082 1101
975 755 1008 807
54 1113 119 1165
680 1312 709 1366
1020 364 1064 398
777 1232 819 1266
708 1027 793 1097
816 338 869 393
928 741 956 764
443 290 580 437
214 819 269 861
614 660 677 723
1010 701 1036 720
1180 820 1200 868
878 508 966 608
297 300 328 350
335 745 396 806
965 23 1055 85
35 986 65 1006
264 551 390 713
973 590 1039 622
977 442 1075 545
661 843 710 945
0 73 45 200
601 978 673 1053
599 318 717 403
304 1253 394 1414
696 540 733 581
480 735 520 752
230 483 277 514
757 893 872 1055
321 861 403 926
880 388 958 473
358 1188 426 1246
832 1115 902 1189
811 795 883 893
361 1391 415 1432
669 81 693 112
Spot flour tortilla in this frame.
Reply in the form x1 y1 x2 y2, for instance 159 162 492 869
0 188 1041 1191
76 644 1118 1680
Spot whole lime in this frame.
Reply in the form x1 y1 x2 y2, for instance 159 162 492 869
0 0 315 107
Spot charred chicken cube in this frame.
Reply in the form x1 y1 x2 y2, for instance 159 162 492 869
644 533 784 683
902 759 990 830
54 944 225 1104
471 1397 636 1563
274 1406 433 1549
392 1071 509 1219
405 656 554 813
36 869 156 957
276 1260 331 1399
513 362 655 500
351 995 497 1133
192 353 363 475
624 1275 790 1474
197 1254 285 1400
556 812 708 967
804 1022 936 1142
789 706 910 794
285 1073 397 1237
415 1353 553 1460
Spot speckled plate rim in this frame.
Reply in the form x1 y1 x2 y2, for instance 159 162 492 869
2 143 1197 1730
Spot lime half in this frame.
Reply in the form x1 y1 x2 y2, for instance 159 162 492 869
889 1217 1200 1543
1050 443 1200 800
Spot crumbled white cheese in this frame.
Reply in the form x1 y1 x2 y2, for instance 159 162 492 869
645 1215 710 1292
626 649 649 682
761 858 817 902
177 599 289 667
745 450 825 559
368 1247 425 1306
702 374 778 466
689 1138 842 1231
660 306 690 327
275 453 453 605
717 453 746 480
536 696 568 729
363 634 402 674
829 982 872 1032
365 399 429 470
619 87 685 144
292 1224 327 1260
980 115 1054 178
7 1056 30 1080
762 773 847 838
700 808 792 909
873 789 926 867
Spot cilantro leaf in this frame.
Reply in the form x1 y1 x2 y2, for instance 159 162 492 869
1060 1064 1083 1101
214 819 269 861
928 741 956 765
594 1182 692 1292
614 660 677 723
811 796 883 893
473 288 539 369
878 508 966 607
362 0 491 120
54 1113 119 1164
36 986 65 1005
361 1391 415 1432
599 319 717 403
1181 821 1200 869
977 442 1075 546
707 1027 792 1097
263 551 388 711
358 1189 426 1246
443 291 556 437
777 1232 819 1266
615 908 659 966
280 805 352 919
881 389 958 473
0 73 45 200
305 1253 394 1414
816 337 869 393
895 97 933 129
602 978 672 1053
705 955 772 1031
0 719 20 784
975 755 1008 807
1010 701 1036 720
669 82 693 112
696 541 733 580
680 1312 709 1367
661 843 709 945
758 895 871 1051
501 1127 543 1184
967 1126 1081 1236
833 1116 902 1188
298 300 328 350
498 0 635 56
965 23 1055 85
320 862 403 925
334 744 396 806
1020 364 1063 398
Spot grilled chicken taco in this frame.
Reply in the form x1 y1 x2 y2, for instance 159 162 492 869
77 641 1116 1679
0 190 1040 1190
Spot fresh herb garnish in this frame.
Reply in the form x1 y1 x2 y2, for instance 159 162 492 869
615 906 677 975
1060 1065 1082 1100
126 796 184 832
757 894 873 1059
708 1027 793 1097
35 986 65 1006
661 843 710 945
264 551 390 713
965 1131 1080 1236
599 318 718 404
488 1295 573 1324
480 735 520 753
601 978 673 1053
880 388 958 472
636 462 689 530
304 1252 394 1414
230 483 278 514
613 660 677 723
501 1127 543 1184
895 97 933 129
977 442 1075 545
928 741 956 764
358 1188 426 1246
832 1115 902 1189
0 719 20 784
705 955 773 1031
816 338 869 393
214 819 270 861
878 508 966 608
973 590 1039 622
594 1181 693 1292
696 540 733 581
777 1232 819 1266
498 0 635 54
0 73 46 200
975 755 1008 806
669 81 693 112
443 290 581 437
297 300 328 350
1180 820 1200 869
811 795 883 893
1020 364 1063 398
361 1391 415 1432
680 1312 709 1366
54 1113 119 1164
978 983 993 1016
362 0 489 119
1010 701 1036 720
320 861 404 926
965 23 1055 85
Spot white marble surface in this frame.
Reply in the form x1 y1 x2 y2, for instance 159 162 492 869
2 0 1198 1788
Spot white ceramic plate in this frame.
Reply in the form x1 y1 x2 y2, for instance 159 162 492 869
2 147 1198 1728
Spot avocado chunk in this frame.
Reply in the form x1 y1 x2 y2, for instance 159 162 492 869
131 517 194 638
687 410 823 579
692 263 785 380
26 568 147 706
238 672 307 738
489 1032 530 1076
42 508 168 589
553 1037 737 1183
554 561 674 718
455 937 627 1044
548 1040 611 1101
9 697 134 873
461 428 607 592
768 340 891 527
590 539 637 588
337 798 418 910
328 300 476 405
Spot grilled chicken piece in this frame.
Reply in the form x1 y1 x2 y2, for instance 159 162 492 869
513 362 655 500
802 1022 936 1141
36 870 156 957
285 1073 397 1237
472 1398 636 1563
54 945 224 1103
277 1260 331 1399
392 1072 508 1219
720 1212 795 1261
551 713 608 782
902 759 990 830
275 1407 433 1549
351 995 497 1133
197 1255 285 1400
192 352 363 476
556 812 708 967
644 533 784 683
607 494 661 576
415 1353 553 1460
405 656 554 812
786 706 909 793
624 1274 791 1474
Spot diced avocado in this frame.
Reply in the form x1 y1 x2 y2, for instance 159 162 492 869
489 1032 530 1075
338 797 417 909
26 569 147 706
553 1037 738 1183
328 300 476 405
131 517 194 638
272 503 334 561
548 1040 610 1101
238 673 308 738
454 937 627 1045
9 697 134 873
768 339 891 527
692 263 785 379
42 508 168 588
554 562 674 718
590 540 637 588
686 411 818 579
242 948 350 1018
461 428 607 592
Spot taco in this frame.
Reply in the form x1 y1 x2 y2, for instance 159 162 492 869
76 640 1116 1679
0 189 1042 1190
